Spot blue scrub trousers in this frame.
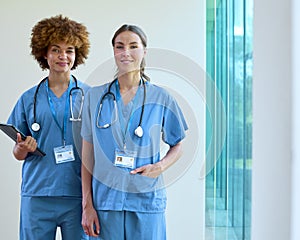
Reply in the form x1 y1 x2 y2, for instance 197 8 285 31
89 210 166 240
20 196 87 240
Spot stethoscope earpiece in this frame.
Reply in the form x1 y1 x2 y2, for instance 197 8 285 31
134 126 143 138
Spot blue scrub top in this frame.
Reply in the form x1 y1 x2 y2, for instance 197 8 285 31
81 80 188 213
7 77 90 197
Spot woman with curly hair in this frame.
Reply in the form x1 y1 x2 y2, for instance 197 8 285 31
7 15 90 240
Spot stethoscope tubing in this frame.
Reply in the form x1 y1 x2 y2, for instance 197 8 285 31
32 75 84 131
96 78 146 137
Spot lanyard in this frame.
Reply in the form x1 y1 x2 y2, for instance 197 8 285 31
45 78 73 146
115 80 141 150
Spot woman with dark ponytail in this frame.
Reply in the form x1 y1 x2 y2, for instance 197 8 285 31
81 24 188 240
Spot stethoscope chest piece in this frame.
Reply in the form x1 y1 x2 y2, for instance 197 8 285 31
134 126 143 138
31 122 40 132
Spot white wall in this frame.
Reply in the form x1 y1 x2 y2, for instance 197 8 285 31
291 0 300 239
0 1 206 239
5 1 300 240
252 0 292 239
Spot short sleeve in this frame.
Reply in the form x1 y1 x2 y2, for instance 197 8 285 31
81 89 93 143
162 95 188 146
7 93 31 136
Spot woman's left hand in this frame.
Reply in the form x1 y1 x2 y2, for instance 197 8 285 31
130 163 163 178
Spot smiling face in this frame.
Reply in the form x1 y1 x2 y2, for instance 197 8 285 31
45 42 76 74
113 31 146 77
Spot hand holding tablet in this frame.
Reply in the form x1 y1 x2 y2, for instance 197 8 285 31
0 123 46 156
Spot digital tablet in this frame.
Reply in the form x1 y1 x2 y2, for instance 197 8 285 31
0 123 46 156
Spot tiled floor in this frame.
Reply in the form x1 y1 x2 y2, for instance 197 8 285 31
205 203 239 240
205 195 251 240
205 226 240 240
205 167 251 240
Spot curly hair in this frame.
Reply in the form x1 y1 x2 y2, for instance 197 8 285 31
30 15 90 70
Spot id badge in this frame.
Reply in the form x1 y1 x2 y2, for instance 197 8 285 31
114 149 136 169
54 145 75 164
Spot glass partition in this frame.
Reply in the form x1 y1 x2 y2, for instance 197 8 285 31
205 0 253 239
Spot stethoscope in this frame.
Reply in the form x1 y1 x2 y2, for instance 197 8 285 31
96 78 146 138
31 75 84 132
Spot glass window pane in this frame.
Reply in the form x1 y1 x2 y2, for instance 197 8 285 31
205 0 253 239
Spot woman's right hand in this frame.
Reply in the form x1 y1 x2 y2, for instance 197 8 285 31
13 133 37 160
82 205 100 237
